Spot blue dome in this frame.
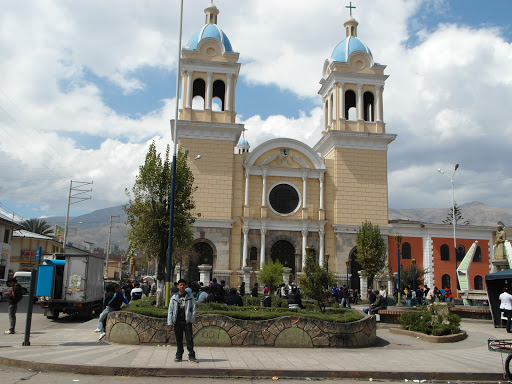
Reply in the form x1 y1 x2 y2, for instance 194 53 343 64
237 137 249 147
331 37 372 62
187 24 233 52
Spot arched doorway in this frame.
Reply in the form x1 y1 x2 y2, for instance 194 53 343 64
188 242 214 283
350 248 362 292
270 240 296 274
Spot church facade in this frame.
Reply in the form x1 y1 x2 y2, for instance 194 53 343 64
172 3 494 295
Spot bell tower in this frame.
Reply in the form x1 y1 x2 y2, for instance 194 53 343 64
313 11 396 227
172 2 244 221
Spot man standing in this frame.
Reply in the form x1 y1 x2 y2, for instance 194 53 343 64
341 285 351 309
5 277 23 335
168 279 197 363
500 286 512 333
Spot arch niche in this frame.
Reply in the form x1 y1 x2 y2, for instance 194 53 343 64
270 240 296 275
188 241 215 282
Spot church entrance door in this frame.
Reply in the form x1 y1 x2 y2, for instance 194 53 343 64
270 240 296 275
188 242 214 283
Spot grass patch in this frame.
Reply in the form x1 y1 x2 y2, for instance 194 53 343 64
123 296 363 323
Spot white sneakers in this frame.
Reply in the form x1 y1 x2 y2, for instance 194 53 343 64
94 328 101 332
98 332 106 341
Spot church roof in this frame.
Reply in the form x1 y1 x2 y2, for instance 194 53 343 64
331 36 372 62
236 136 250 147
187 24 233 52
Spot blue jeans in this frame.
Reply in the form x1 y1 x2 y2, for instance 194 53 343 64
98 306 114 333
341 297 351 309
174 322 195 359
8 304 17 333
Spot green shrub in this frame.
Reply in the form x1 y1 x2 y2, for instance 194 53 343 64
399 307 461 336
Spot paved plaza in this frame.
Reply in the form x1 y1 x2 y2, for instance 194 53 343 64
0 305 509 381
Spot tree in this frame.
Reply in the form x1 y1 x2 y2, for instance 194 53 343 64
258 259 284 293
298 249 335 312
398 264 429 292
356 221 387 285
443 203 469 225
20 218 54 236
124 142 196 303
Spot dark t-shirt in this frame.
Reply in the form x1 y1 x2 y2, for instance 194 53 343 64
177 293 187 323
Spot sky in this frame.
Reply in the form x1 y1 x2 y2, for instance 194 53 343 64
1 0 512 221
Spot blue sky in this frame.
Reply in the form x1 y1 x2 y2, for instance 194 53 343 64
1 0 512 221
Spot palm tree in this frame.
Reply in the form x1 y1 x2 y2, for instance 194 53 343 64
20 218 54 236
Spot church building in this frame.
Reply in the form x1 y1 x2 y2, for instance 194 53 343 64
173 3 494 296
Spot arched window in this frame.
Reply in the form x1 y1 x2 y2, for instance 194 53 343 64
474 275 483 290
456 245 465 262
363 91 374 122
250 247 258 261
330 93 334 123
345 90 356 120
212 80 225 111
440 244 450 261
442 274 451 289
402 242 411 259
192 78 206 110
346 27 349 37
473 246 482 262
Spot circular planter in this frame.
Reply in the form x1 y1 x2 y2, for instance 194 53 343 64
105 311 377 348
389 327 467 343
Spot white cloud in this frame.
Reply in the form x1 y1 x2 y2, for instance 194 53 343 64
2 0 512 219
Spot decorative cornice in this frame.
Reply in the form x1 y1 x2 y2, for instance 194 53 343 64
193 218 235 229
241 217 327 232
313 130 396 157
171 120 244 142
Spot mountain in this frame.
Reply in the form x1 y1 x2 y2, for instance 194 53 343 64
35 201 507 252
389 201 509 227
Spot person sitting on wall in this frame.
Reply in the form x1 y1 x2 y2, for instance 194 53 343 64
226 288 244 306
287 286 304 309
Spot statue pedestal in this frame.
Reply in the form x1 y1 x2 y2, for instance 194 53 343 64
237 267 252 288
492 260 509 273
198 264 212 285
282 267 292 285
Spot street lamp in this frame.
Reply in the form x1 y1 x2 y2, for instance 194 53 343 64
394 233 402 305
438 164 459 292
345 260 350 288
411 259 416 291
166 0 184 305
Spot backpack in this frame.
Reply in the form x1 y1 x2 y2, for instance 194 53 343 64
132 291 142 300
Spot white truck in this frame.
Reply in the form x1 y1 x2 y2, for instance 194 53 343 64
37 253 104 319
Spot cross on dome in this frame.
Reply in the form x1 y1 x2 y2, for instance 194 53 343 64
346 2 356 17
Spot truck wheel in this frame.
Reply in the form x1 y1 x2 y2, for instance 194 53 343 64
46 310 60 320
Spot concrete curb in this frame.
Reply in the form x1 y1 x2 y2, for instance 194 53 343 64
389 327 468 343
0 355 503 381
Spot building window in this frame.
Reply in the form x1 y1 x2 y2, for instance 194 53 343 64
473 246 482 262
442 274 451 289
474 275 483 290
402 242 411 259
268 183 301 215
440 244 450 261
250 247 257 261
3 229 10 244
456 245 465 262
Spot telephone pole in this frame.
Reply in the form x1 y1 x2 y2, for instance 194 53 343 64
104 215 120 280
63 181 93 252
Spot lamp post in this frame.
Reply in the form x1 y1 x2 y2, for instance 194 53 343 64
394 233 402 305
166 0 184 306
411 259 416 291
325 252 330 272
345 260 350 288
438 164 459 292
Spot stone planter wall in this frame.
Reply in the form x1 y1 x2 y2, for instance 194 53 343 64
106 311 376 348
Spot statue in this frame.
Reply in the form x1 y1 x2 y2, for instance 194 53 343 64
494 224 506 261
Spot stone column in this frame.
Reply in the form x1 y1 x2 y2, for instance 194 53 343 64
206 71 213 110
357 84 363 121
261 169 267 207
186 70 193 109
260 227 267 269
244 171 250 206
198 264 212 285
301 229 308 268
226 73 232 111
242 226 249 268
319 174 324 210
323 101 328 130
232 75 237 113
302 174 307 209
319 229 325 267
339 82 345 120
375 85 382 122
327 93 332 126
359 270 368 299
238 266 252 289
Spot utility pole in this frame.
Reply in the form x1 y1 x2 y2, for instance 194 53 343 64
63 181 93 252
104 215 120 280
